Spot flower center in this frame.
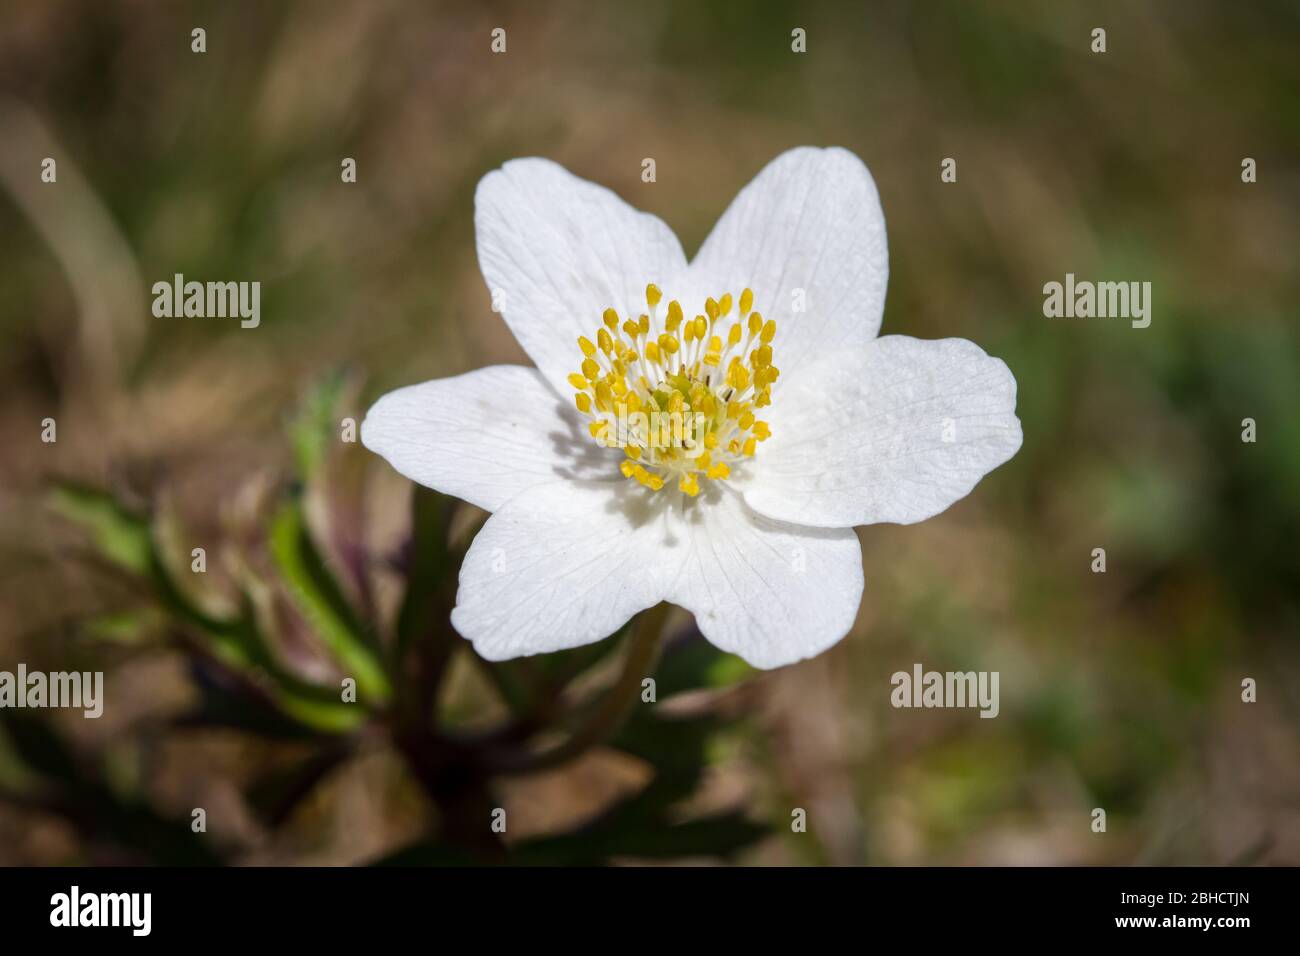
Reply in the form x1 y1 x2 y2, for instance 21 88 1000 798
567 284 778 496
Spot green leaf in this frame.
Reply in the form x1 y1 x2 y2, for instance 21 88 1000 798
289 369 348 482
161 589 365 734
48 484 362 734
654 631 753 698
271 684 369 733
79 609 164 645
269 500 391 705
490 625 631 717
48 483 152 575
179 662 364 737
612 711 724 808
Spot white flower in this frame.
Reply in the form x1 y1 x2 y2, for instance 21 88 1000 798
362 147 1022 669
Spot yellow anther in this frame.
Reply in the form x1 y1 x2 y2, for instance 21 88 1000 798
579 286 777 495
666 300 684 332
635 464 664 491
727 361 751 391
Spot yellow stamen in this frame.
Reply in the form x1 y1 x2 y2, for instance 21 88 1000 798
569 285 779 496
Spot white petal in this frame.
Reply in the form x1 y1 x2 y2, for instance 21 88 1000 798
361 365 617 513
450 481 677 660
451 480 862 669
475 158 688 396
686 147 888 374
742 336 1023 528
666 488 863 670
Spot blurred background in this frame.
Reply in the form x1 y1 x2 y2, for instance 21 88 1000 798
0 0 1297 865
